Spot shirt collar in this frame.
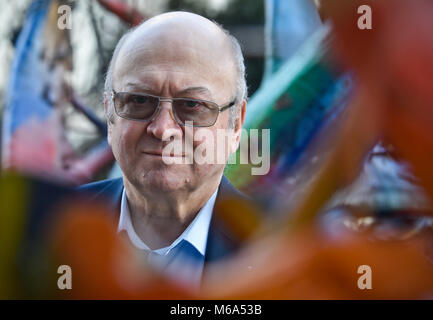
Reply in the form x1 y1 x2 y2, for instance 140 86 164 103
117 187 218 256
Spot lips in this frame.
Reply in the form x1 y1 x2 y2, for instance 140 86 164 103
142 151 185 157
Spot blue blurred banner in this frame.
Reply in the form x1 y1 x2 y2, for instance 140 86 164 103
2 0 55 170
264 0 322 80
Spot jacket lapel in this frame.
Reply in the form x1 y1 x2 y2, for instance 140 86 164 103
204 176 250 263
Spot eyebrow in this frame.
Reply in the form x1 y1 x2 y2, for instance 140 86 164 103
124 83 154 92
177 87 212 98
124 83 213 99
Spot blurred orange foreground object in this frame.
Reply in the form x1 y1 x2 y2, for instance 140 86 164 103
321 0 433 202
201 227 433 299
49 207 433 298
50 201 195 299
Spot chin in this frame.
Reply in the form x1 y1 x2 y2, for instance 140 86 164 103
139 167 192 193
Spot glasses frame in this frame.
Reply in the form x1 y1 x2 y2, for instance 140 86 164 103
111 90 236 127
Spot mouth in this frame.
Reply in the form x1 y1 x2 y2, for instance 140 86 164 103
142 151 185 158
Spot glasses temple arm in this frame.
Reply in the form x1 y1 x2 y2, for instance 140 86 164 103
219 100 236 112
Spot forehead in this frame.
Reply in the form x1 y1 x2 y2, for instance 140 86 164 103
113 24 236 97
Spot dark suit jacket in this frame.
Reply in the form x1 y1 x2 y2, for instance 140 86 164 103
78 175 252 266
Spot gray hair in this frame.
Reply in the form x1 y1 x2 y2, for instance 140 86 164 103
104 19 247 129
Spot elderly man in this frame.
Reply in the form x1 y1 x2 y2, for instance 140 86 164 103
80 11 249 286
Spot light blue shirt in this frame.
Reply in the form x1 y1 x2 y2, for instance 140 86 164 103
117 187 218 286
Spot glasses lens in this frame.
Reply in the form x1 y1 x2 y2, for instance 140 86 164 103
173 99 218 127
115 92 159 120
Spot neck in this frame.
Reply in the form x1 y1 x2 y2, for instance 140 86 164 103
123 175 221 250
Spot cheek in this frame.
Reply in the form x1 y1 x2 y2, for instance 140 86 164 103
192 126 233 166
111 120 146 160
218 111 231 129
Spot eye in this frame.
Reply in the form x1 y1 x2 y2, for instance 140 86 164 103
131 95 148 104
183 100 201 108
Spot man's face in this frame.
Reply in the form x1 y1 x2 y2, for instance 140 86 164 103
106 23 244 194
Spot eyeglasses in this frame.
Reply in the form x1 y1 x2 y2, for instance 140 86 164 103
111 90 236 127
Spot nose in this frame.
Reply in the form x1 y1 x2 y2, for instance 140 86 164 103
146 101 183 141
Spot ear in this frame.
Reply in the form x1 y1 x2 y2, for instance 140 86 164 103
103 92 113 147
230 99 247 154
